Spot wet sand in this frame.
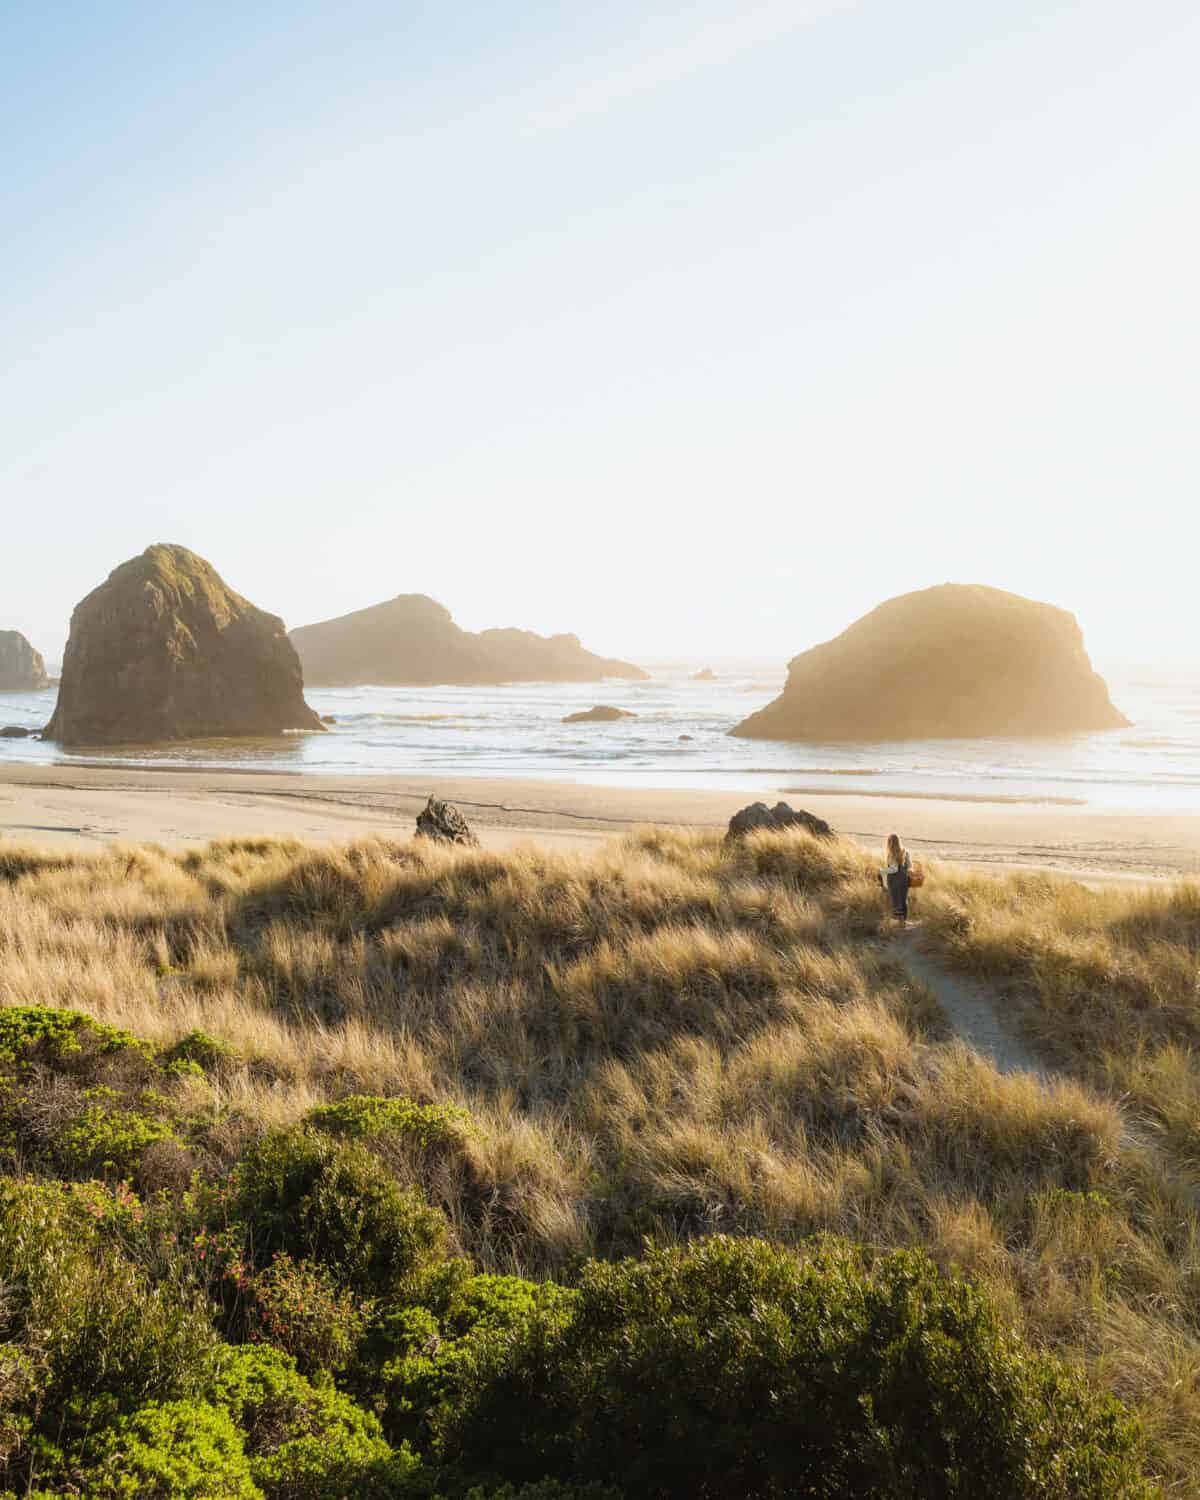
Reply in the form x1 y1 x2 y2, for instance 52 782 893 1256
0 763 1195 883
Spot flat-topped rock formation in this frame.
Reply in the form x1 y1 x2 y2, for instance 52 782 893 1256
0 630 49 691
291 594 647 687
46 545 324 745
732 584 1129 742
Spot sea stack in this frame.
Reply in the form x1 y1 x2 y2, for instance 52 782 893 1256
731 584 1129 742
291 594 648 687
46 545 324 745
0 630 49 691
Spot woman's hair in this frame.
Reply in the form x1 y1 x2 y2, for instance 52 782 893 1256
886 833 906 865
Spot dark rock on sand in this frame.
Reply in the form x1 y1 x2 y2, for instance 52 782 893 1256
0 631 49 691
678 733 694 741
563 705 637 723
321 715 337 724
291 594 648 687
0 725 34 738
415 795 478 846
45 544 324 746
726 802 834 841
732 584 1129 742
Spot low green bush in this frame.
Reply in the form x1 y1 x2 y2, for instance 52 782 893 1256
305 1094 470 1148
243 1252 368 1374
0 1178 218 1484
229 1126 448 1298
438 1235 1152 1500
57 1100 180 1178
209 1345 417 1499
368 1272 577 1449
0 1007 150 1069
79 1399 261 1498
163 1028 238 1073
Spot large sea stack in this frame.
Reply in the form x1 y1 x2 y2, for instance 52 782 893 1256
0 630 49 691
46 545 324 745
732 584 1129 742
291 594 648 687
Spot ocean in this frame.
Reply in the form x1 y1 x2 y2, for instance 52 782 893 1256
1 664 1197 813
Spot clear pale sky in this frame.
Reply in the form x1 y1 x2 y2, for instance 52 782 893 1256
3 1 1197 669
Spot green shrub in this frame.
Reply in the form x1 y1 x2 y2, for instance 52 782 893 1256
164 1029 238 1073
230 1127 448 1297
57 1101 179 1178
209 1345 416 1499
305 1094 470 1148
368 1272 577 1449
0 1007 151 1070
244 1253 368 1374
0 1177 217 1466
80 1399 261 1498
438 1235 1152 1500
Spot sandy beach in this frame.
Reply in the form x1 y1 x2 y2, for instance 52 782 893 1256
0 762 1194 882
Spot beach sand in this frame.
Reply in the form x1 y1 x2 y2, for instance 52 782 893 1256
0 762 1195 883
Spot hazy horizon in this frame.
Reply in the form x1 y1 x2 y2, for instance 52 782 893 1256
5 3 1198 669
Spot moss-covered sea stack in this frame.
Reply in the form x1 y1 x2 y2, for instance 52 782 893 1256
46 544 323 745
733 584 1129 742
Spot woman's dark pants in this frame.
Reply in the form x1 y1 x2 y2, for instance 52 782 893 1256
886 870 910 920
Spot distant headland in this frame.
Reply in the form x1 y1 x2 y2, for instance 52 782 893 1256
290 594 647 687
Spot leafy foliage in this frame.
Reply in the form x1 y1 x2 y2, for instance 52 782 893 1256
305 1093 470 1147
228 1126 448 1298
208 1345 416 1499
437 1236 1152 1500
365 1270 577 1448
79 1400 261 1498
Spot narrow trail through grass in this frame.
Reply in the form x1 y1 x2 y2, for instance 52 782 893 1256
894 928 1046 1078
894 924 1200 1223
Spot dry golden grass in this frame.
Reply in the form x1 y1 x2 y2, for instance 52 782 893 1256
1 827 1199 1491
919 872 1200 1172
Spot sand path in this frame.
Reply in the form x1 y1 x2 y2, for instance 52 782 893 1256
892 929 1200 1210
894 931 1045 1077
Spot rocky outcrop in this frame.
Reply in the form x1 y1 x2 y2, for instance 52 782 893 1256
563 705 636 723
732 585 1129 742
726 802 834 841
415 796 477 846
45 545 324 746
0 631 49 691
291 595 648 687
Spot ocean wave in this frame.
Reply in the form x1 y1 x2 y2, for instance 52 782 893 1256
781 786 1087 806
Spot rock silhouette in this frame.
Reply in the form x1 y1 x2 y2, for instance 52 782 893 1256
46 545 323 746
563 705 636 723
726 802 834 841
732 584 1128 742
291 594 647 687
0 631 49 691
415 795 478 845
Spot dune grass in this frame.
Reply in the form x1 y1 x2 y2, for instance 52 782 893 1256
918 872 1200 1173
0 828 1198 1491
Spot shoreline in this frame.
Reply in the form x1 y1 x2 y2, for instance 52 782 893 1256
0 763 1196 883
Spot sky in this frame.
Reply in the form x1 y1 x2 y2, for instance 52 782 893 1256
3 0 1198 670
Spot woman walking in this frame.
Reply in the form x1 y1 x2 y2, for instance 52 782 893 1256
882 833 912 926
